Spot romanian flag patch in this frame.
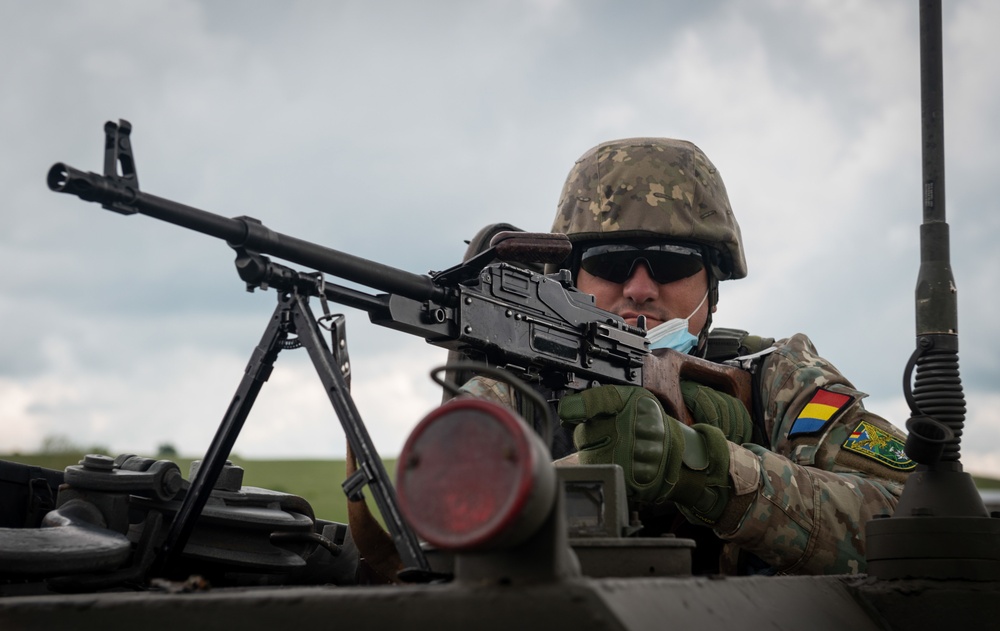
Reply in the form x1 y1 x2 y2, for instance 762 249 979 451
842 420 916 470
788 388 854 437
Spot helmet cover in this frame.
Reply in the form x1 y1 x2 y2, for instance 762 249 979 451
551 137 747 279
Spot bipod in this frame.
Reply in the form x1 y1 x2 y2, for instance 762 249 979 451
154 249 429 577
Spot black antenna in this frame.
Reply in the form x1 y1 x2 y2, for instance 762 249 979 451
865 0 999 582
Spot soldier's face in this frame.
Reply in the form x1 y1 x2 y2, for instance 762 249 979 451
576 263 713 333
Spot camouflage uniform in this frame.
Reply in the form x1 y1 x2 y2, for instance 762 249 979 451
715 333 910 575
463 138 913 576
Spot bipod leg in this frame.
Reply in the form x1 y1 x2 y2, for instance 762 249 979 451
155 296 291 575
286 293 430 573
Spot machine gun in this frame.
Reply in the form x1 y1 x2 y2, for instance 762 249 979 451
46 121 752 577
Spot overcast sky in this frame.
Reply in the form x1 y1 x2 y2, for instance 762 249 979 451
2 0 998 476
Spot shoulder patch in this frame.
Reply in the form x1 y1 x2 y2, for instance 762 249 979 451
788 388 854 437
842 420 916 471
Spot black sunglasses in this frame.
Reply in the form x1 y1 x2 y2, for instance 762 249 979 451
579 243 704 284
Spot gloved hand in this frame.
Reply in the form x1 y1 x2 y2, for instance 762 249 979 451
680 380 754 445
558 385 731 524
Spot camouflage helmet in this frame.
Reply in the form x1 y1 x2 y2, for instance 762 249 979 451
551 138 747 280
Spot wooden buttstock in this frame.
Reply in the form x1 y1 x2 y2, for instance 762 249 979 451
642 349 753 426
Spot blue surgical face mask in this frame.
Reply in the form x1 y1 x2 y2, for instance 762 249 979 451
645 290 709 353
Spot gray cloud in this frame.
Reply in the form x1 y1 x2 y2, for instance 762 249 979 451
1 0 997 472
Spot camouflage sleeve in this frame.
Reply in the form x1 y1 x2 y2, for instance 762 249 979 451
457 375 517 409
714 333 913 575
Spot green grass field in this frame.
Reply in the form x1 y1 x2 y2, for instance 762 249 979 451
1 453 397 525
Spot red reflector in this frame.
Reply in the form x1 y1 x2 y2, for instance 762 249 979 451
397 399 552 551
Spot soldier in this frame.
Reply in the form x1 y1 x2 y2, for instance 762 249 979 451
462 137 913 576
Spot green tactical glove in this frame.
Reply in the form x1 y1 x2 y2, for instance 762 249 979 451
558 385 732 525
680 380 754 445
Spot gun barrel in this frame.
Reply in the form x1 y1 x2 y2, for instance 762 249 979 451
48 162 448 304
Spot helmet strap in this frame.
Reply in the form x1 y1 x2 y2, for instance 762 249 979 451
693 274 719 358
